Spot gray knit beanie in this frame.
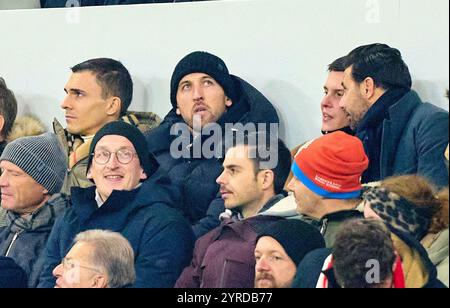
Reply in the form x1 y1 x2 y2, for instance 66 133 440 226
0 132 67 195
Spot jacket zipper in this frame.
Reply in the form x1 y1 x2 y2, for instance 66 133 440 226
5 231 22 257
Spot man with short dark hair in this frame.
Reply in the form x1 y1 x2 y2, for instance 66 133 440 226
321 56 353 135
146 51 279 238
54 58 160 195
340 43 449 188
175 134 292 288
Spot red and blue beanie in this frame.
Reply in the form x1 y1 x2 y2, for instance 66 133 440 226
291 131 369 199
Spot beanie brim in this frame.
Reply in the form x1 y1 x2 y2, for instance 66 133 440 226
291 162 361 200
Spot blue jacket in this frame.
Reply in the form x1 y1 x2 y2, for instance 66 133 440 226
145 76 280 238
37 174 195 288
362 90 448 188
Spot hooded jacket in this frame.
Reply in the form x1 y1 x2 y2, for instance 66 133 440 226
0 194 69 288
145 76 279 235
37 173 195 288
175 195 297 288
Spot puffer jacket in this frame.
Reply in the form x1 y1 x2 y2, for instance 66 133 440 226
421 229 449 287
146 76 279 234
38 173 194 288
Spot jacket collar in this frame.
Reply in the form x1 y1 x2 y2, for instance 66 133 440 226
380 90 421 178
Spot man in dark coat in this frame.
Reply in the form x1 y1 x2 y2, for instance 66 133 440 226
340 43 449 188
0 133 69 288
145 51 279 238
38 121 195 288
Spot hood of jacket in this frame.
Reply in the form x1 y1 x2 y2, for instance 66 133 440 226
146 75 280 154
70 172 181 230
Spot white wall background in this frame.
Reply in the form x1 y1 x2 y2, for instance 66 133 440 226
0 0 448 147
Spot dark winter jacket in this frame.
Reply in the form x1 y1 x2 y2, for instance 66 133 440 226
356 90 449 188
145 76 279 237
0 257 28 288
175 195 287 288
0 194 69 288
37 174 195 288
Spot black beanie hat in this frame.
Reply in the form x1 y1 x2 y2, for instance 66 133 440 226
0 257 28 288
256 220 326 266
88 121 159 179
170 51 236 108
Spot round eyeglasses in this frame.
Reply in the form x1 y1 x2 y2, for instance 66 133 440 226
92 149 137 165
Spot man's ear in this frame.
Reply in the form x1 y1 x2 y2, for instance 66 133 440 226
87 168 93 180
140 169 148 181
91 275 108 289
225 97 233 107
176 107 181 115
361 77 376 100
259 170 275 191
106 97 122 117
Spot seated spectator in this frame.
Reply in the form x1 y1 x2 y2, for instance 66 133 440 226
284 56 352 189
53 230 135 288
175 133 292 288
295 219 446 288
287 131 369 247
145 51 280 238
38 121 195 288
0 257 28 288
54 57 160 195
340 43 449 188
0 133 69 288
254 219 325 288
363 175 449 287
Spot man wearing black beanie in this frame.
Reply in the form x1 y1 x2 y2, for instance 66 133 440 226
254 219 325 288
145 51 279 238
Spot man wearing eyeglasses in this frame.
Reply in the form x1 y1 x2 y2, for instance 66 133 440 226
38 121 195 288
53 230 135 288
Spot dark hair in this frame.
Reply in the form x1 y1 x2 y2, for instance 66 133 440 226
344 43 412 90
225 131 292 195
333 219 396 288
328 56 348 72
71 58 133 116
0 78 18 139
